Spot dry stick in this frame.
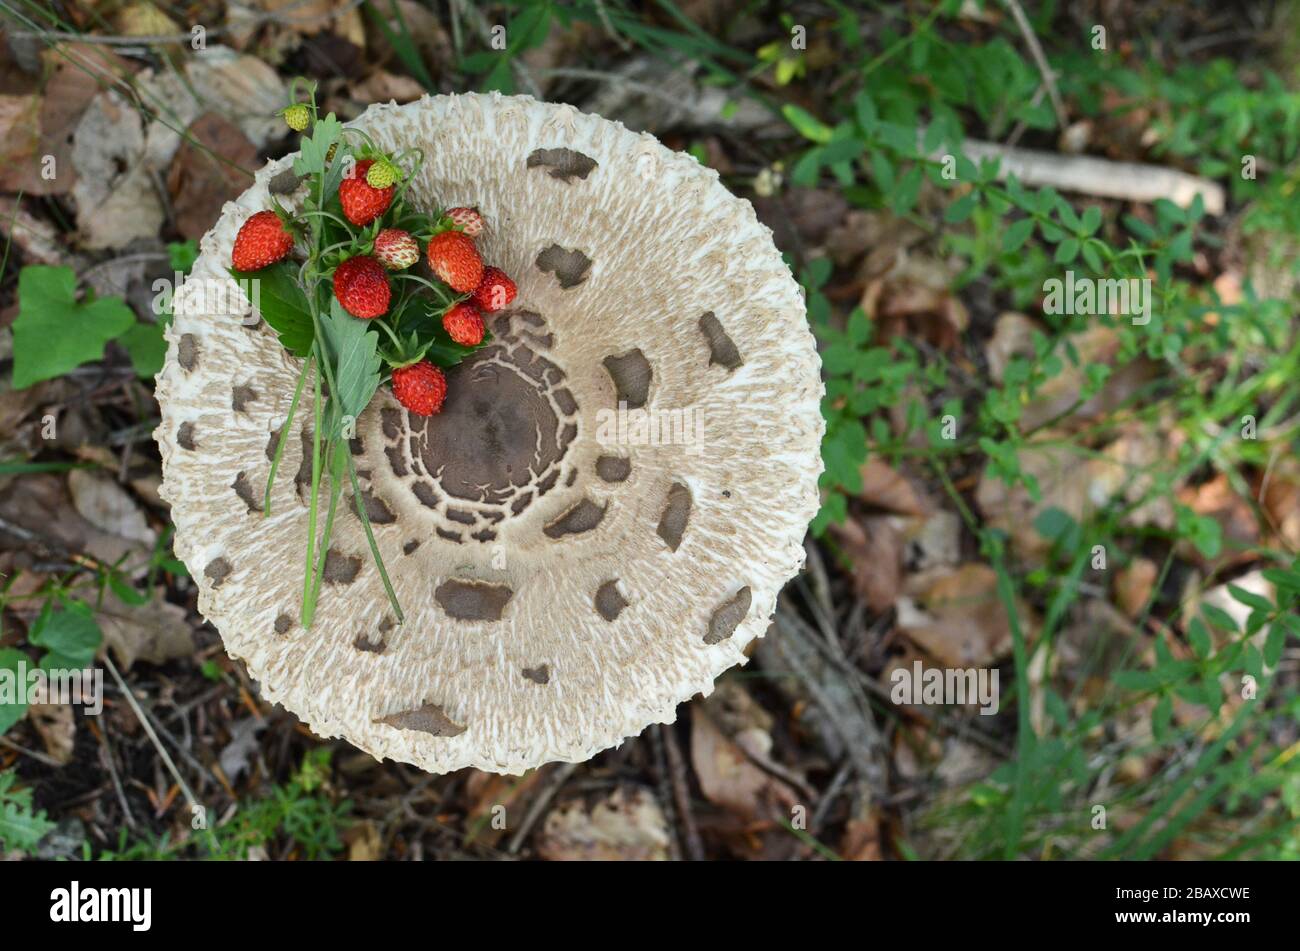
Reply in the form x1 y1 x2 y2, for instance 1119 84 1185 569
506 762 577 855
646 726 681 860
1001 0 1068 131
930 134 1226 214
659 723 705 861
0 732 63 768
102 655 200 812
92 721 138 831
768 620 882 788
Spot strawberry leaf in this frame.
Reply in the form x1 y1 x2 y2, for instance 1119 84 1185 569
229 263 314 358
319 299 381 437
294 112 342 179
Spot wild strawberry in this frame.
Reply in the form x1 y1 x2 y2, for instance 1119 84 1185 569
391 360 447 416
426 230 483 293
442 302 485 346
374 228 419 270
232 210 294 272
445 206 484 237
333 255 390 319
472 266 517 313
339 159 395 226
365 159 399 189
282 103 310 132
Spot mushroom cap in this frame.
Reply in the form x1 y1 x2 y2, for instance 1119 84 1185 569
154 93 824 774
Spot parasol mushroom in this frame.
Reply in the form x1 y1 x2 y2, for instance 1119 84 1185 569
154 93 824 774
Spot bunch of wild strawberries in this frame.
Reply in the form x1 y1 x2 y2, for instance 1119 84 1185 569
229 118 516 417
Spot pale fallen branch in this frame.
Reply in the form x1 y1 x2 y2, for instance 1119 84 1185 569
936 137 1226 214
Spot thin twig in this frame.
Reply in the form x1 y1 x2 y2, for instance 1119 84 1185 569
506 762 576 854
102 655 200 811
659 723 704 860
1001 0 1068 130
0 732 64 768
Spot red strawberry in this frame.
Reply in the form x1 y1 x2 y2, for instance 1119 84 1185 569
426 230 483 293
333 255 390 319
232 210 293 271
442 302 485 346
339 159 395 226
391 360 447 416
472 266 517 313
445 206 484 237
374 228 419 270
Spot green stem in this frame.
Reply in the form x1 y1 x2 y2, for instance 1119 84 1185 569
301 357 323 624
347 453 404 622
263 352 313 516
305 440 343 619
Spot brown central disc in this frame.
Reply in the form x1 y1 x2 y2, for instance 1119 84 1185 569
413 351 562 505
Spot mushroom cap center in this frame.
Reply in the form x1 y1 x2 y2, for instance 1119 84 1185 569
413 349 563 504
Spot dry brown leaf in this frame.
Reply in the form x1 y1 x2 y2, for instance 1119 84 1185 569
896 563 1027 668
0 474 151 579
985 311 1038 384
536 787 670 861
840 814 883 861
1019 325 1156 431
67 469 155 548
28 703 76 765
349 71 427 105
115 2 180 36
863 252 969 349
829 516 902 612
691 697 798 822
1114 557 1158 619
900 510 963 571
1177 474 1259 565
167 113 258 240
0 196 68 266
0 45 133 196
975 442 1124 560
96 589 194 671
71 89 161 249
347 820 383 861
463 767 545 847
857 457 931 515
1259 456 1300 551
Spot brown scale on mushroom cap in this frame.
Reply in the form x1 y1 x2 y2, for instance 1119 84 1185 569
153 93 823 775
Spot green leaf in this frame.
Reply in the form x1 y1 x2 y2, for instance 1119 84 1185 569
1002 217 1035 253
168 240 199 273
1200 602 1239 634
294 113 342 178
117 319 168 378
319 299 381 437
1226 583 1273 614
0 650 30 734
782 104 833 143
11 266 136 389
0 770 55 851
230 263 314 358
28 601 101 669
1054 237 1080 263
1152 693 1173 743
893 166 923 214
945 193 977 223
1187 617 1212 659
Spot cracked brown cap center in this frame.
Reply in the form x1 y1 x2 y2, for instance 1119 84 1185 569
412 351 563 504
378 310 581 539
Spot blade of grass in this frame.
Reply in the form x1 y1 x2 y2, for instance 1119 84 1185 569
264 352 314 515
346 452 404 622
